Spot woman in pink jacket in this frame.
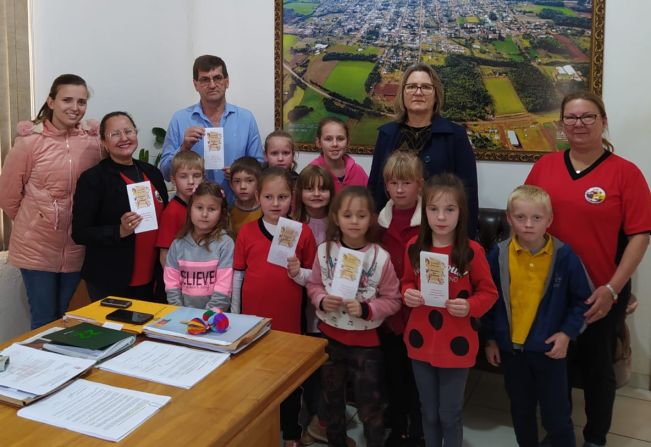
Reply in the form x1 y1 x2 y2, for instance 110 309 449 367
0 74 101 329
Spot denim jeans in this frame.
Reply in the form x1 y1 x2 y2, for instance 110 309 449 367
20 269 81 329
412 360 469 447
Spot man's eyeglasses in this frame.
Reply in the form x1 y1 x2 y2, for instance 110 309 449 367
107 128 137 141
197 75 226 86
404 83 435 95
562 113 599 126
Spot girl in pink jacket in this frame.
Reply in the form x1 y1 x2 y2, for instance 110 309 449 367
309 117 368 193
0 74 101 329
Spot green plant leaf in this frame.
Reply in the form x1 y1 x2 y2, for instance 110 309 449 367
152 127 167 147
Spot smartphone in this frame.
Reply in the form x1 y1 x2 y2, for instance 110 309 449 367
106 309 154 325
100 298 132 309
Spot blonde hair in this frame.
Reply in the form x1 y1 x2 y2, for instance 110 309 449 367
382 150 424 183
264 130 298 171
507 185 552 215
171 151 205 177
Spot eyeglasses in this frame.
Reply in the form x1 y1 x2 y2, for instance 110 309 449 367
106 128 138 141
404 83 435 95
197 75 226 86
562 113 599 126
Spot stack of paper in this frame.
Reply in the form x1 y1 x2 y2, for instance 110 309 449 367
143 307 271 354
0 344 94 406
17 379 170 442
98 341 229 388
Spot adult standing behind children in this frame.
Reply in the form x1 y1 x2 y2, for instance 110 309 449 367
0 74 101 329
72 112 168 301
368 62 478 237
159 55 264 204
526 92 651 447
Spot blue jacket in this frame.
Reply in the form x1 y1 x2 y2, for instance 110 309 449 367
484 236 592 353
368 117 478 237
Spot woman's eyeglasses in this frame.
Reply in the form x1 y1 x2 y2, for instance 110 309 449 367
562 114 599 126
404 83 435 95
106 128 138 141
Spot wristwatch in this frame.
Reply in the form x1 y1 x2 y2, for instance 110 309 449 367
605 283 618 302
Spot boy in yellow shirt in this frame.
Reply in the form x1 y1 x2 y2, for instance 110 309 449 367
484 185 591 447
229 156 262 234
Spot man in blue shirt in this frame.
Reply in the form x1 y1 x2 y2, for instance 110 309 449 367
160 55 264 203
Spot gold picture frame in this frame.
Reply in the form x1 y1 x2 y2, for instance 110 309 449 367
275 0 605 162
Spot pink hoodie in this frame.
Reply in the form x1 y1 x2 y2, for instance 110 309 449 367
0 120 101 272
309 154 369 193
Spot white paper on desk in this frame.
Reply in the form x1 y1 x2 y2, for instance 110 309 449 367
98 341 229 389
203 127 225 170
267 217 302 268
420 251 449 307
17 379 170 442
330 247 364 301
126 181 158 233
0 344 94 395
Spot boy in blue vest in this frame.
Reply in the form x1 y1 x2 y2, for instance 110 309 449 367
484 185 591 447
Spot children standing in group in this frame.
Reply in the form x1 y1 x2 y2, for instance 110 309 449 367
310 117 368 193
229 156 263 234
484 185 591 447
232 167 317 447
156 151 205 267
307 186 402 447
264 130 299 180
377 151 425 445
164 182 233 310
402 174 497 447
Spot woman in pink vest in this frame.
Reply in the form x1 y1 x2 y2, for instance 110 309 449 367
0 74 101 329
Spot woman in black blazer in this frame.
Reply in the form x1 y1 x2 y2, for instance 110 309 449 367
73 111 168 301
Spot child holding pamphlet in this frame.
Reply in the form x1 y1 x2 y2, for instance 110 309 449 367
164 182 233 310
232 167 317 447
306 186 402 447
402 174 497 447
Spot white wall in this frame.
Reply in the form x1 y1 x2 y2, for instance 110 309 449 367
19 0 651 385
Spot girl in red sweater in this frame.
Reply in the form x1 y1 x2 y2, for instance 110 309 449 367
402 174 497 447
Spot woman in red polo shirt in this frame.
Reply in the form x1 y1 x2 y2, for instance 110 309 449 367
72 111 168 301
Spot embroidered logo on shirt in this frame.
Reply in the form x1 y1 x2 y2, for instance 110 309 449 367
584 187 606 204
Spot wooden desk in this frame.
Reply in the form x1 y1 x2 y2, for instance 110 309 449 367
0 324 327 447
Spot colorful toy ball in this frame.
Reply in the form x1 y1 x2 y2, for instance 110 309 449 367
186 317 209 335
205 309 229 333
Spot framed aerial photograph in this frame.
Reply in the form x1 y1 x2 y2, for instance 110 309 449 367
274 0 605 161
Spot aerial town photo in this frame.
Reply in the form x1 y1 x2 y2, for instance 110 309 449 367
280 0 595 154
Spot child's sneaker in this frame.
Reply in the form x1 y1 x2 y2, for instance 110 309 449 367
306 415 327 442
305 415 356 446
